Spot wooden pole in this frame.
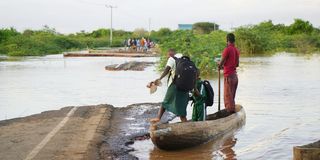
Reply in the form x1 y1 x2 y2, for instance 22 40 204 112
218 68 221 111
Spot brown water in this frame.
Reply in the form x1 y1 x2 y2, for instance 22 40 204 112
1 53 320 159
0 55 165 120
130 53 320 159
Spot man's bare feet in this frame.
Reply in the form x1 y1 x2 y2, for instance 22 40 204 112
180 116 187 122
149 118 160 123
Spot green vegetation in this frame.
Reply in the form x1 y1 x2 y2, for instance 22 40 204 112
0 26 131 56
158 30 226 75
0 19 319 74
234 19 320 54
157 19 320 74
150 28 172 43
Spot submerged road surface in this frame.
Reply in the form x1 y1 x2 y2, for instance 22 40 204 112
0 103 168 160
0 105 111 160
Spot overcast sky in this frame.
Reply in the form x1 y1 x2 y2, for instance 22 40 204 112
0 0 319 33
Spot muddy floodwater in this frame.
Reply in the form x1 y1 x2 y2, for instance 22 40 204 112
1 53 320 159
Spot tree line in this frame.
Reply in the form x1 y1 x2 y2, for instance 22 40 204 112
0 19 319 60
158 19 320 74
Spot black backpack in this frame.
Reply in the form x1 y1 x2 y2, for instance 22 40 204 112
203 80 214 107
173 56 197 91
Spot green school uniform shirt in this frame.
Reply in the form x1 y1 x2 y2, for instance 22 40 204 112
192 79 207 121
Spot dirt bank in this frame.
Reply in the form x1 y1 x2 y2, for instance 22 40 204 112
105 61 155 71
63 51 158 58
89 49 154 54
0 103 174 160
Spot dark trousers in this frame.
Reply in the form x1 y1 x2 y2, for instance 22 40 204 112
224 73 238 112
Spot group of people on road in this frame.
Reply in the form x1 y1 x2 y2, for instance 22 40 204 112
149 33 240 123
124 38 155 52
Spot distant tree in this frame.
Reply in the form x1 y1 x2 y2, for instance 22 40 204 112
254 20 287 33
256 20 276 31
90 29 110 38
23 29 35 36
113 30 132 37
157 28 172 37
314 26 320 34
288 19 314 34
0 27 20 43
76 30 89 37
41 25 57 35
133 28 148 37
193 22 219 34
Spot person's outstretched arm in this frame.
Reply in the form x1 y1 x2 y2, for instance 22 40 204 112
157 66 171 81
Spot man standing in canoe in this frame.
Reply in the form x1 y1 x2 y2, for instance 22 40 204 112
218 33 240 113
149 49 189 123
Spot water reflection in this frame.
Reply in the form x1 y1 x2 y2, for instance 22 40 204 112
220 137 237 160
131 132 238 160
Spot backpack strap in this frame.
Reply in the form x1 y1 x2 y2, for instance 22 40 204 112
172 56 178 61
181 56 190 61
167 56 179 83
168 56 178 84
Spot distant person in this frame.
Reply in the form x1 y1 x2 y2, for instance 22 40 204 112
144 39 148 52
127 38 131 49
140 37 145 50
130 38 135 50
132 39 137 50
147 38 151 49
123 39 128 50
136 39 141 51
150 41 155 48
218 33 240 113
191 69 207 121
149 49 190 123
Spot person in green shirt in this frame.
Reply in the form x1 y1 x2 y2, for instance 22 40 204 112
192 69 207 121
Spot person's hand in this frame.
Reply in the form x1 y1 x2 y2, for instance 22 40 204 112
216 61 220 70
217 61 223 70
194 88 201 97
154 79 162 86
146 81 154 88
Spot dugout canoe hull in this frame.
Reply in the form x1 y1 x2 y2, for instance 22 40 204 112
293 140 320 160
149 105 246 150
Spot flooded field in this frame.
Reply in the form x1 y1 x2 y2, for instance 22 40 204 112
0 53 320 159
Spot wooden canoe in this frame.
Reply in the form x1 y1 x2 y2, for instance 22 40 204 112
293 140 320 160
149 105 246 150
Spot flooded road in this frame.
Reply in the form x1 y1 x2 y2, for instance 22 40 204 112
1 53 320 159
130 53 320 159
0 55 166 120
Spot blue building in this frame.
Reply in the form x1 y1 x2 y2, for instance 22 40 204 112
178 24 193 30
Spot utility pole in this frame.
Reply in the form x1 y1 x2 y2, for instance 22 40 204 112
148 18 151 37
105 5 117 47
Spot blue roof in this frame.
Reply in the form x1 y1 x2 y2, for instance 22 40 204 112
178 24 193 30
